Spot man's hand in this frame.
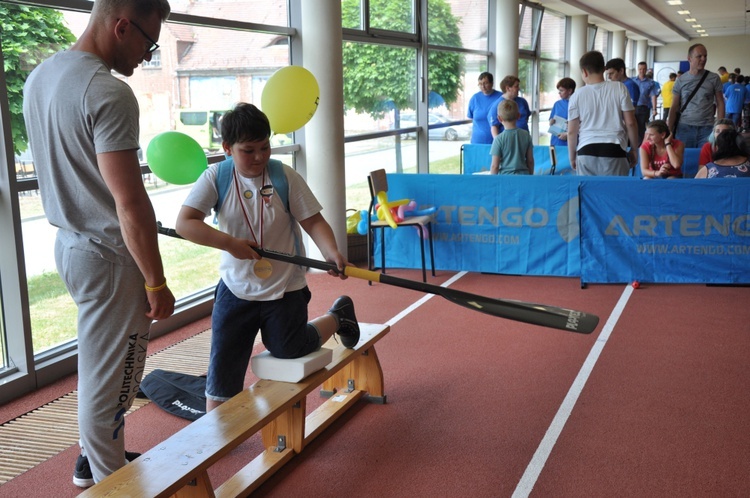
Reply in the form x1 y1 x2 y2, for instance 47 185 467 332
146 285 175 320
627 149 638 167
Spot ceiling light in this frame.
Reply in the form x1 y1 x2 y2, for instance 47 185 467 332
700 33 709 37
666 0 683 5
685 18 697 22
696 29 706 32
677 10 690 15
692 24 702 28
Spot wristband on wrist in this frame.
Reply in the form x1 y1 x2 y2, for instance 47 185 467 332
145 280 167 292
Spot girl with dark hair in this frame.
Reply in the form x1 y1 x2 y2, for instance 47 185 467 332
696 129 750 178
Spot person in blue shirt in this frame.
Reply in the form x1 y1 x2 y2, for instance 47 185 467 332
724 74 748 129
723 72 736 94
632 62 659 146
487 75 530 138
743 78 750 132
467 72 501 144
549 77 576 147
605 58 640 109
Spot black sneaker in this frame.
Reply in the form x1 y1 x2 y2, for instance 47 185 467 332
328 296 360 349
73 451 141 488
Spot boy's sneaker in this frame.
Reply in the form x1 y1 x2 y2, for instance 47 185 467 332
73 451 141 488
328 296 360 349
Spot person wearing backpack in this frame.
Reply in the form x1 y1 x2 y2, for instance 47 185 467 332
176 102 359 413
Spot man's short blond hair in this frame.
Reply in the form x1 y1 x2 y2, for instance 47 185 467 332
93 0 171 22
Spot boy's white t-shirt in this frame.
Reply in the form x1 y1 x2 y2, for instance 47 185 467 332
182 162 322 301
568 80 634 151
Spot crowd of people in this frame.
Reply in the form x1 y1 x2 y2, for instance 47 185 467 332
469 43 749 178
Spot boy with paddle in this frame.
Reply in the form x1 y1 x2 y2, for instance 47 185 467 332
175 103 360 413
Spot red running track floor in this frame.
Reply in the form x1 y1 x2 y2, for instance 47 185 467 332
2 270 748 497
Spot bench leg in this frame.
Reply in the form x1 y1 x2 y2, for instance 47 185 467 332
322 345 386 403
261 397 306 453
171 470 215 498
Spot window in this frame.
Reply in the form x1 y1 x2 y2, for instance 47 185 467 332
593 28 609 58
370 0 415 34
428 0 489 50
342 0 486 184
142 50 162 68
0 0 293 399
519 3 542 52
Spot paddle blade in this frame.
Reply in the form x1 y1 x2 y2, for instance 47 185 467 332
438 287 599 334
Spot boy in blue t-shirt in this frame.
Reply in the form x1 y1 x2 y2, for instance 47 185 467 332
549 77 576 146
724 75 747 129
490 99 534 175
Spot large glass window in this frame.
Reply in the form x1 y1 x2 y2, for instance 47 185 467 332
519 3 542 52
593 28 609 58
342 0 484 185
428 0 488 50
0 0 293 396
539 11 566 60
10 9 291 356
169 0 288 24
370 0 415 33
0 0 495 398
537 10 568 145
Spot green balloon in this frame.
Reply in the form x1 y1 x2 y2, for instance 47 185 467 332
147 131 208 185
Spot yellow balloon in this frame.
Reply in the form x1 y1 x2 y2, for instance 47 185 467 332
261 66 320 134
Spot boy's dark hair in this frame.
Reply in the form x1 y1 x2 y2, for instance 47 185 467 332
669 73 677 80
580 51 605 74
604 58 625 73
478 72 494 85
220 103 271 146
738 75 745 84
557 77 576 92
713 129 748 161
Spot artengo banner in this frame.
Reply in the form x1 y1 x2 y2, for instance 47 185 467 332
381 174 582 276
579 178 750 284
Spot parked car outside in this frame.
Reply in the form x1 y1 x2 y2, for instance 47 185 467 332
397 113 472 141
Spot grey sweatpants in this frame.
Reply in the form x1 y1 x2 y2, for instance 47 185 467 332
55 233 151 483
575 155 631 176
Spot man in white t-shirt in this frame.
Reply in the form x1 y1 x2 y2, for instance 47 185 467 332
567 51 640 176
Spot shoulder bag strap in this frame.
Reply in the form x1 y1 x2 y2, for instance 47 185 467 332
680 70 710 113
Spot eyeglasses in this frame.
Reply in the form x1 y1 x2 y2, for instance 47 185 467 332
128 19 159 53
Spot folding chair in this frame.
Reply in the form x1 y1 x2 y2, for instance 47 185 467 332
366 169 435 282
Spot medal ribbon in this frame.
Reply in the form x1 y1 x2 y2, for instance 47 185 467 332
233 167 265 248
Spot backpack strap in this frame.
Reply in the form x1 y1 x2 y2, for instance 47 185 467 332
212 157 235 224
266 159 290 213
214 158 289 216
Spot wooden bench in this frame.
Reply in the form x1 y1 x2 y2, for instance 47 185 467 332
80 322 390 497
